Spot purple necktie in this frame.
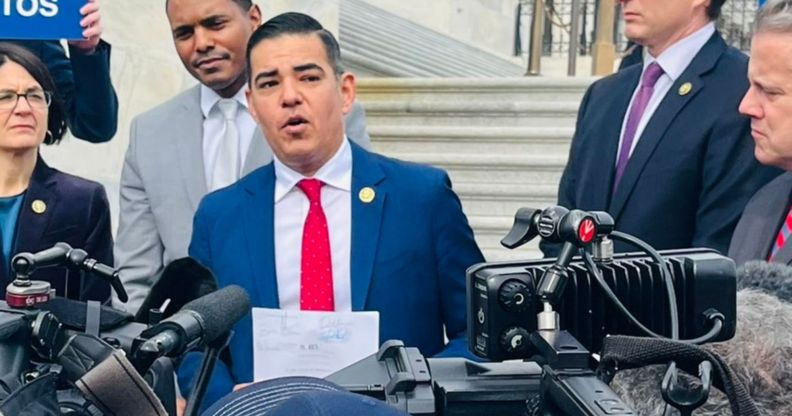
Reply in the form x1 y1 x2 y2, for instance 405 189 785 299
613 62 665 192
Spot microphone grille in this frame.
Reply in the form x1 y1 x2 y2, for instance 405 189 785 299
183 285 251 343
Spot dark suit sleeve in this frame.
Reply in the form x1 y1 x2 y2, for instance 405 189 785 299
79 185 113 302
177 203 235 410
40 40 118 142
430 172 485 357
693 111 780 254
540 84 595 257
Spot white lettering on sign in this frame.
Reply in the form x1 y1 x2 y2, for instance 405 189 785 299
2 0 59 18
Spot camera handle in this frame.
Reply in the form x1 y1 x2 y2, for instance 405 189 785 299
529 329 634 415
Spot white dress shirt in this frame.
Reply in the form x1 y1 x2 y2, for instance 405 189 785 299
616 22 716 162
200 85 257 189
274 138 352 311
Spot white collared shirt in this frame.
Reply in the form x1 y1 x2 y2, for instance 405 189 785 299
273 138 352 311
616 22 716 162
200 85 257 189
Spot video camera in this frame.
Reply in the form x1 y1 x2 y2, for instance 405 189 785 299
0 243 250 416
328 206 743 415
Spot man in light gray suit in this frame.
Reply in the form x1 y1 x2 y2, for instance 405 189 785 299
728 0 792 267
113 0 371 313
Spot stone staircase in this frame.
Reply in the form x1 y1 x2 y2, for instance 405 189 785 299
339 0 524 78
356 77 595 261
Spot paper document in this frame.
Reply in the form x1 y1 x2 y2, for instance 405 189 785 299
251 307 379 381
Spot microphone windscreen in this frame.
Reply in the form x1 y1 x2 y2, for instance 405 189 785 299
737 260 792 304
183 285 251 343
135 257 218 323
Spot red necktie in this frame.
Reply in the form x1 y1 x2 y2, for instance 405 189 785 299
297 179 334 311
769 206 792 262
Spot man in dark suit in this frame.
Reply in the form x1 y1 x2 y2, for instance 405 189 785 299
179 13 484 408
545 0 780 256
729 0 792 266
5 0 118 143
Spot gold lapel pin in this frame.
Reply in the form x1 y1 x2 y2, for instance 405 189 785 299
31 200 46 214
359 187 376 204
678 82 693 96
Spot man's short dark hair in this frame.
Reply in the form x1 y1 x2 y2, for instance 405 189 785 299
708 0 727 20
246 12 344 78
0 42 66 145
166 0 252 12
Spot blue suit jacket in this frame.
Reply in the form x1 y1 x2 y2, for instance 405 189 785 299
0 157 112 301
543 32 780 256
180 141 484 407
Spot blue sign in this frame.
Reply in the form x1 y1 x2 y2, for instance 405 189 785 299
0 0 86 40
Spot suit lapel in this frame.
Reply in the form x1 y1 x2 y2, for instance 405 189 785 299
242 127 271 176
242 166 279 307
610 33 727 219
349 142 386 311
14 158 58 255
174 86 208 211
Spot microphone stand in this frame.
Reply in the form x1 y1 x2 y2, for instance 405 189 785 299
185 331 233 416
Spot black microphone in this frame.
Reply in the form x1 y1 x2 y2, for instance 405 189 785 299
737 260 792 304
138 285 250 357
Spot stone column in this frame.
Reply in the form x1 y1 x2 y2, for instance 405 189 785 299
591 0 616 76
257 0 340 35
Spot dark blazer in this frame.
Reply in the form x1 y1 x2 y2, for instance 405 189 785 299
179 141 484 408
9 40 119 143
729 172 792 266
0 158 113 301
545 32 781 256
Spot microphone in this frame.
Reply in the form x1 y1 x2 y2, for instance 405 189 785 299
138 285 250 357
135 257 218 323
736 260 792 304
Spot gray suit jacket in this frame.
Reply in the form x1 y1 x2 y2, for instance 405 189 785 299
113 85 371 312
729 172 792 267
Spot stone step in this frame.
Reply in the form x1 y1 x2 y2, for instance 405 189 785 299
369 126 574 155
455 183 558 217
362 100 580 127
356 77 593 102
380 151 567 186
340 0 523 77
377 160 565 188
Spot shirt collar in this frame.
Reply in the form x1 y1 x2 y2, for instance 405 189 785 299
273 137 352 202
199 84 249 118
643 22 715 82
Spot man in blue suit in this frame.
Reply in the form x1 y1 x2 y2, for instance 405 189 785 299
544 0 780 256
179 12 484 408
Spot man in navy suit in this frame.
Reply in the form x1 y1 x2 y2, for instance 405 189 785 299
179 12 484 408
544 0 780 256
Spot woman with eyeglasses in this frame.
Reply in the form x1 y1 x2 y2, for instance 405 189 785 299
0 42 111 302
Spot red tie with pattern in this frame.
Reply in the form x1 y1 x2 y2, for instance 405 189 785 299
297 179 334 311
769 206 792 262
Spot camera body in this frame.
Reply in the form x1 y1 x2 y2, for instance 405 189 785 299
468 249 737 361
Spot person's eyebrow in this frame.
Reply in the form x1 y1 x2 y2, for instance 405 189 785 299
254 69 279 83
294 63 324 73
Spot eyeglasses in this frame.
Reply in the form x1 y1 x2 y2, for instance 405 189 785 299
0 90 52 111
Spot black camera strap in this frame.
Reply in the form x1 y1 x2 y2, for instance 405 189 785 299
597 335 759 416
